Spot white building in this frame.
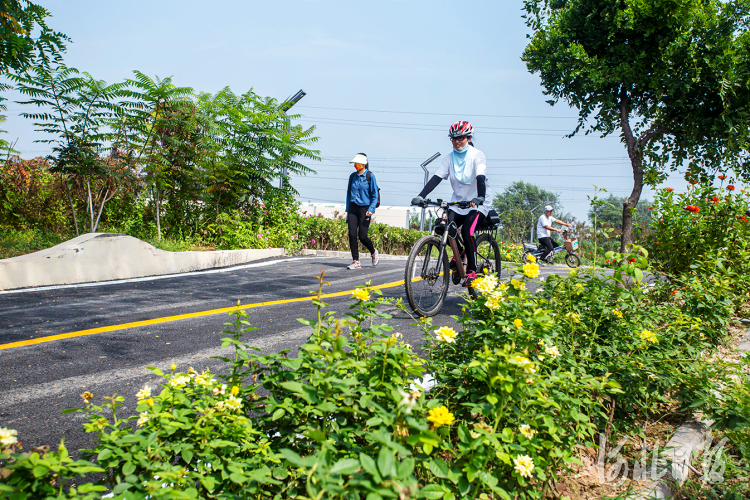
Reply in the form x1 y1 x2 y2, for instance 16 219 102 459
298 203 412 229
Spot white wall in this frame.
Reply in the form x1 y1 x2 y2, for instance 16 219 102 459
298 204 411 229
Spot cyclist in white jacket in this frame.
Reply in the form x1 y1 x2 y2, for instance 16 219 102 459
411 121 491 287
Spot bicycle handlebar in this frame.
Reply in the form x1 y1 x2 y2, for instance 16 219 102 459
413 198 473 209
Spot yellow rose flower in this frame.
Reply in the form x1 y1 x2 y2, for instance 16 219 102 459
427 406 454 428
613 310 623 319
519 424 536 439
506 253 512 259
523 262 540 279
136 385 151 400
512 355 536 374
498 282 509 291
352 288 370 301
434 326 458 343
137 413 149 427
566 312 581 324
231 386 240 396
513 454 535 478
514 318 523 328
485 293 502 310
511 279 526 290
544 345 561 359
640 329 658 343
0 427 18 446
526 254 536 263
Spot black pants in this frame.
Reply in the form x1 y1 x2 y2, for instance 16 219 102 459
348 203 376 260
538 237 557 261
448 209 484 273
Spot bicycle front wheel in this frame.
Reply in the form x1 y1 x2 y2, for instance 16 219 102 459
565 253 581 268
476 234 502 278
404 235 450 317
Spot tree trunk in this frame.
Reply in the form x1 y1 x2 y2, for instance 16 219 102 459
63 179 79 236
86 180 94 233
92 188 116 233
155 187 162 241
618 89 643 255
618 87 667 255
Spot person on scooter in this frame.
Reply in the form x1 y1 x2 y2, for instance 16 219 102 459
411 120 491 287
537 205 571 263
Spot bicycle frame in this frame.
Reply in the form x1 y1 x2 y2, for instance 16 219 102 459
523 242 573 260
420 200 470 281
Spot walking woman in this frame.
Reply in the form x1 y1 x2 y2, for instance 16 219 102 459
345 153 379 269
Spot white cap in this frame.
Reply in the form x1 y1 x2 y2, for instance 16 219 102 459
349 154 368 165
544 205 553 211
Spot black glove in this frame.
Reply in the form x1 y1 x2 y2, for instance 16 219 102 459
470 197 484 206
411 196 424 206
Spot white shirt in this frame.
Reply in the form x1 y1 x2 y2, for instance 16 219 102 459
433 146 492 216
536 214 556 239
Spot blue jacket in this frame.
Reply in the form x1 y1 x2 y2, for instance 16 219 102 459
346 170 378 213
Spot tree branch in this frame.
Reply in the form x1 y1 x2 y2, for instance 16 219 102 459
619 87 636 158
636 126 669 151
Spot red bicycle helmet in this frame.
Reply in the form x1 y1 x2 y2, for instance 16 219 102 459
448 120 474 138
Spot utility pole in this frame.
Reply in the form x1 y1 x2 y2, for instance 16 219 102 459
529 203 542 243
279 90 306 189
419 153 441 231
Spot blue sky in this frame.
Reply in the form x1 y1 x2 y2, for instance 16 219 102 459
2 0 685 220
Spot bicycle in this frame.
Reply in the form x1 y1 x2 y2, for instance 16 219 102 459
521 230 581 268
404 199 502 317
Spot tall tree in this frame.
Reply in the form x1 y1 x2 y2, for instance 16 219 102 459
119 71 196 240
197 87 319 233
491 180 567 241
522 0 750 253
10 64 130 233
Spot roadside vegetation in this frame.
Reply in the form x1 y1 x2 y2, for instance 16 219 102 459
1 177 749 499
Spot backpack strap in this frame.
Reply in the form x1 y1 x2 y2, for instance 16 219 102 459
347 171 356 199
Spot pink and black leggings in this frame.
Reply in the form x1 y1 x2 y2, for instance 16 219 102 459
448 209 485 273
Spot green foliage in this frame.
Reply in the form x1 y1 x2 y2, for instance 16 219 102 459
0 156 71 233
304 215 426 255
587 194 652 230
0 0 68 76
0 441 105 499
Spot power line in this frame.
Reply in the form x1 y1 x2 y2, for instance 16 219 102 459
301 116 574 133
296 105 578 120
298 119 570 137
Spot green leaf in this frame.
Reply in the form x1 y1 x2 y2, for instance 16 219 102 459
272 408 285 420
397 457 415 479
377 448 396 478
200 476 217 491
229 472 247 484
97 448 113 461
181 449 193 464
634 267 644 282
420 484 446 499
427 458 449 478
280 448 314 467
360 453 382 482
329 458 360 475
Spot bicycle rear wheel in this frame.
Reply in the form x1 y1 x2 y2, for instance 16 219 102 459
476 233 502 278
405 235 450 317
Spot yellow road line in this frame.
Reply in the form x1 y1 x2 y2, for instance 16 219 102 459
0 279 407 351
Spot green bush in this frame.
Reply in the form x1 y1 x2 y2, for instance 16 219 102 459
302 215 425 255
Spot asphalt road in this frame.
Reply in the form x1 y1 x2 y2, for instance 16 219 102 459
0 255 567 455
